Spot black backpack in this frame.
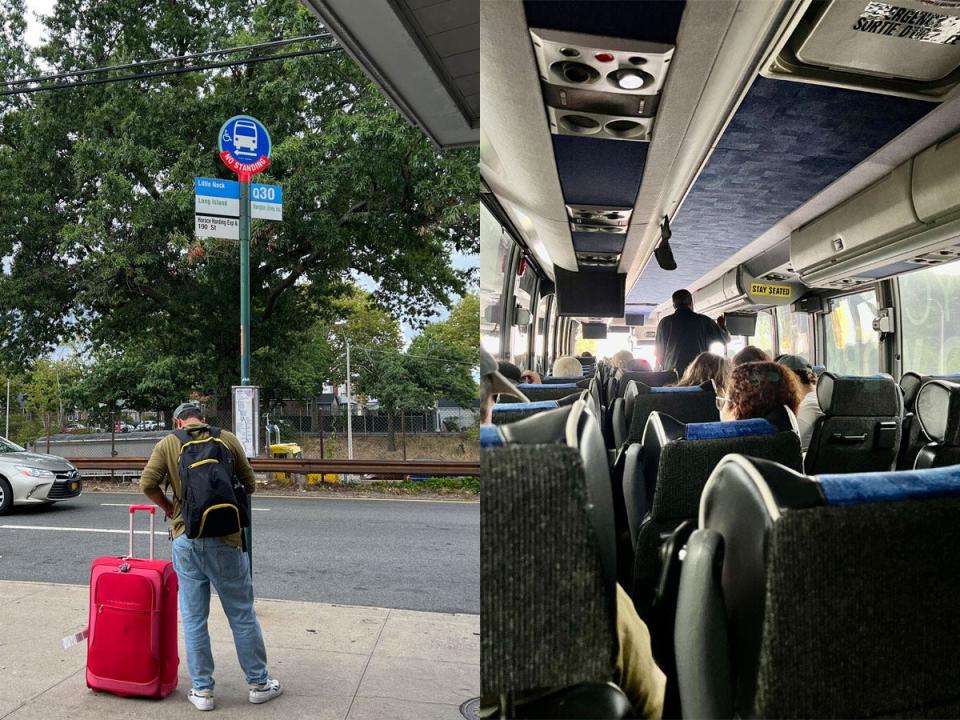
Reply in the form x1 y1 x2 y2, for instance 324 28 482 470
175 426 250 539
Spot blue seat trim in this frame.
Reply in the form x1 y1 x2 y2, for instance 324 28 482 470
649 386 704 394
480 424 504 448
545 376 585 382
819 465 960 506
492 400 560 413
517 383 578 390
685 418 777 440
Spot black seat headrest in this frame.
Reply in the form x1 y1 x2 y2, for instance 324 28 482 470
817 372 901 417
620 370 678 388
916 379 960 444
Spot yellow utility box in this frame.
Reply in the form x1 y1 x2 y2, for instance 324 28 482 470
270 443 336 485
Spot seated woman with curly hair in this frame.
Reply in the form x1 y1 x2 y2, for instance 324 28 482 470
676 351 730 394
719 361 803 421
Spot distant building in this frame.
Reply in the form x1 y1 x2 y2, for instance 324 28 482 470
435 398 479 431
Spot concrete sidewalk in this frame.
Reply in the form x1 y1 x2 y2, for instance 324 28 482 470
0 581 479 719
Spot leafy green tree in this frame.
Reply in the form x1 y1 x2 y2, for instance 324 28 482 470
412 293 479 369
0 0 478 409
23 357 81 448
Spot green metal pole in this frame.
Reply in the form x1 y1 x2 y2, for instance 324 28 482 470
240 179 251 385
239 178 253 570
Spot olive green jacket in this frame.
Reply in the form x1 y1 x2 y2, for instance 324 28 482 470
140 423 256 548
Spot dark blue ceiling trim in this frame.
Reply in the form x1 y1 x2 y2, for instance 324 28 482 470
553 135 649 207
572 232 627 254
627 77 933 305
523 1 685 44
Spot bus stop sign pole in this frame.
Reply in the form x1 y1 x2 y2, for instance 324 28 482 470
219 115 272 569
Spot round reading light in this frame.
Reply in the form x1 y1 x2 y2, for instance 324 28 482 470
612 68 652 90
559 47 580 57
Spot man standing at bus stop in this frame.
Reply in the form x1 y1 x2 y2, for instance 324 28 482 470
141 402 282 711
655 289 730 377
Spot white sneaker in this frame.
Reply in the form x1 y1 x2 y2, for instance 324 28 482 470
249 677 282 704
188 688 215 711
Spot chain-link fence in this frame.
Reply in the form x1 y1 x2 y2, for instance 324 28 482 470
16 401 479 487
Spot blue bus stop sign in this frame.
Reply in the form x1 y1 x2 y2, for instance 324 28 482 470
219 115 272 180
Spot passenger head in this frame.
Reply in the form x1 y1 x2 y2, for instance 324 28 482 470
481 349 528 423
732 345 770 366
610 349 634 369
677 352 730 393
552 355 583 378
496 360 522 384
775 354 816 391
626 358 652 372
580 351 593 358
173 402 203 429
720 361 804 421
671 289 693 309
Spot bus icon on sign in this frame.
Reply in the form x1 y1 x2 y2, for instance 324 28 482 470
233 120 258 155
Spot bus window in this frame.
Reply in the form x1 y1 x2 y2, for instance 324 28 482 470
899 261 960 375
480 203 511 356
824 289 879 375
534 293 551 373
775 306 812 358
511 259 536 368
751 311 776 356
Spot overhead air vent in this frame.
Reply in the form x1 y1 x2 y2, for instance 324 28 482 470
576 251 622 268
530 28 674 142
762 0 960 100
566 204 633 234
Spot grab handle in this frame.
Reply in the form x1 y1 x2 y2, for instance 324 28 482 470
128 504 155 560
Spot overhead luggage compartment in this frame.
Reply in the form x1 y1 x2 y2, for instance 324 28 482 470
791 130 960 288
693 266 805 315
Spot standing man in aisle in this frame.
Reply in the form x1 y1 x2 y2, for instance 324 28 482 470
141 402 282 712
655 289 730 377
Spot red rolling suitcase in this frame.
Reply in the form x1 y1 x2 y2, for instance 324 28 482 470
86 504 179 698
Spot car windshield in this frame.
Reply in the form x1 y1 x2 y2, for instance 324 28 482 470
0 437 25 453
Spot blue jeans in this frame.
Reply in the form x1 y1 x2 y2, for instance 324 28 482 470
171 534 269 690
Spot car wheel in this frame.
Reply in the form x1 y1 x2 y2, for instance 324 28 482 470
0 476 13 515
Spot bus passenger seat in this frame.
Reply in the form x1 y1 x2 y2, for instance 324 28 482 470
899 372 960 469
804 373 902 475
627 408 802 622
498 383 582 404
482 398 632 717
491 400 560 426
676 455 960 719
612 381 640 451
915 379 960 469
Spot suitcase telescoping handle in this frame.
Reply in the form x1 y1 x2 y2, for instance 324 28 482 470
128 504 155 560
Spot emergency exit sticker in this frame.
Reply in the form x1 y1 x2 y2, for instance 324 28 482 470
853 2 960 45
750 283 793 298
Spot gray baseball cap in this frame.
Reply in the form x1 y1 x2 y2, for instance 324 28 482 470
173 402 202 420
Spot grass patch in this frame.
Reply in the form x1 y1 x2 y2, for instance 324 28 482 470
365 476 479 495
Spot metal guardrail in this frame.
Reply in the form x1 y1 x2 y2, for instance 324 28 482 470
66 457 480 477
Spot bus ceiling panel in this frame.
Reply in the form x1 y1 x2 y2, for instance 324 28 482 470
480 0 571 272
552 135 649 207
664 78 960 314
523 0 685 43
625 77 932 307
572 232 627 255
300 0 478 148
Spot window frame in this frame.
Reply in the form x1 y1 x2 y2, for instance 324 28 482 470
819 285 882 376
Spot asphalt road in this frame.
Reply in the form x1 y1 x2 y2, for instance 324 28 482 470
0 491 479 614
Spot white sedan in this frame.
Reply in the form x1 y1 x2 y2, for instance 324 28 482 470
0 436 82 515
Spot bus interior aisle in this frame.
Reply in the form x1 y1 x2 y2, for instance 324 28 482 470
480 0 960 717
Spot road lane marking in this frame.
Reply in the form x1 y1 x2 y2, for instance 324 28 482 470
0 525 166 535
100 503 271 511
